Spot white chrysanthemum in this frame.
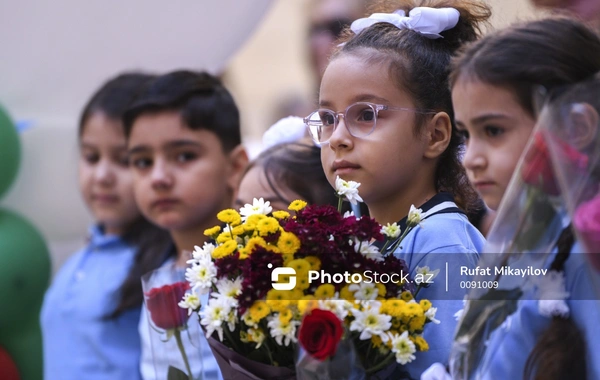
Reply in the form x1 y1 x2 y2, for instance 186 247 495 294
381 222 401 239
318 299 353 320
407 204 423 227
188 242 216 264
267 314 300 346
343 210 355 218
178 291 201 315
335 176 363 205
212 278 243 307
350 303 391 342
415 266 440 285
389 331 417 365
349 282 381 301
425 307 441 324
353 238 384 262
185 261 217 294
239 198 273 221
199 297 233 341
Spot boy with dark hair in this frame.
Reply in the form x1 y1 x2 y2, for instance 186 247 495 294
125 70 248 380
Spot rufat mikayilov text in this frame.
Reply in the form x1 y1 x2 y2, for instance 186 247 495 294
460 266 548 278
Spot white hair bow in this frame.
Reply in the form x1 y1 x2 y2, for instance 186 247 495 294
350 7 460 39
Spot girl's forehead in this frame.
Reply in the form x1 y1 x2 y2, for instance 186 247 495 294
319 53 411 107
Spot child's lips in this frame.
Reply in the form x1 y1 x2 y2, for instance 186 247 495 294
473 181 495 190
151 198 180 210
332 160 361 174
92 194 119 204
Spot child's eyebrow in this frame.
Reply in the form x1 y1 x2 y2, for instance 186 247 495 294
163 140 203 150
470 113 510 125
128 145 151 155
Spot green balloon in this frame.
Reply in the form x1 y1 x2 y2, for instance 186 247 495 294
0 208 51 380
0 106 21 199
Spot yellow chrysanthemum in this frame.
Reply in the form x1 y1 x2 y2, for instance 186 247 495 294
277 231 301 255
279 309 294 324
217 209 242 226
246 214 266 226
419 299 432 312
412 335 429 351
314 284 336 299
266 289 291 312
400 290 414 302
409 315 427 333
239 330 249 343
376 283 387 298
257 217 281 236
340 285 355 301
287 259 311 275
203 225 221 237
382 299 407 318
248 301 271 322
288 199 307 212
231 225 245 236
238 247 250 260
295 272 311 290
272 210 290 220
245 236 267 252
304 256 321 271
282 253 295 265
391 318 402 330
216 231 233 244
211 240 238 259
266 245 281 254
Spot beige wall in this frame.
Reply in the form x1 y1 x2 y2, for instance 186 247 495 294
226 0 542 157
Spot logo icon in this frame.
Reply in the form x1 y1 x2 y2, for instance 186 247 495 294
269 263 297 290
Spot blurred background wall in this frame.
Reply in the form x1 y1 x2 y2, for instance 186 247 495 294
0 0 540 276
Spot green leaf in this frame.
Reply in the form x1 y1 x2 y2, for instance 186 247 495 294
167 365 190 380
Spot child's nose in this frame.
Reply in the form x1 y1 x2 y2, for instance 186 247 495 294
328 116 353 150
94 159 115 185
150 160 173 189
462 140 486 172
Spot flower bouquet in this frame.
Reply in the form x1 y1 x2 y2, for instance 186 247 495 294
142 264 204 380
180 177 440 379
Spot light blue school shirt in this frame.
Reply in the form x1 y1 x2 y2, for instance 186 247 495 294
139 259 223 380
474 241 600 379
389 193 484 379
41 225 142 380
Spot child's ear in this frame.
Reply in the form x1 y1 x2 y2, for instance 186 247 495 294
226 144 249 193
423 112 452 159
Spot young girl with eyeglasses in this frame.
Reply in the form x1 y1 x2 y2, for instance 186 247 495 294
306 0 490 377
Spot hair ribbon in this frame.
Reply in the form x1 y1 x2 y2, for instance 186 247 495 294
350 7 460 39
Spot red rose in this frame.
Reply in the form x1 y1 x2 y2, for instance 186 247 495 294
522 132 588 195
145 281 190 330
298 309 344 361
0 346 20 380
